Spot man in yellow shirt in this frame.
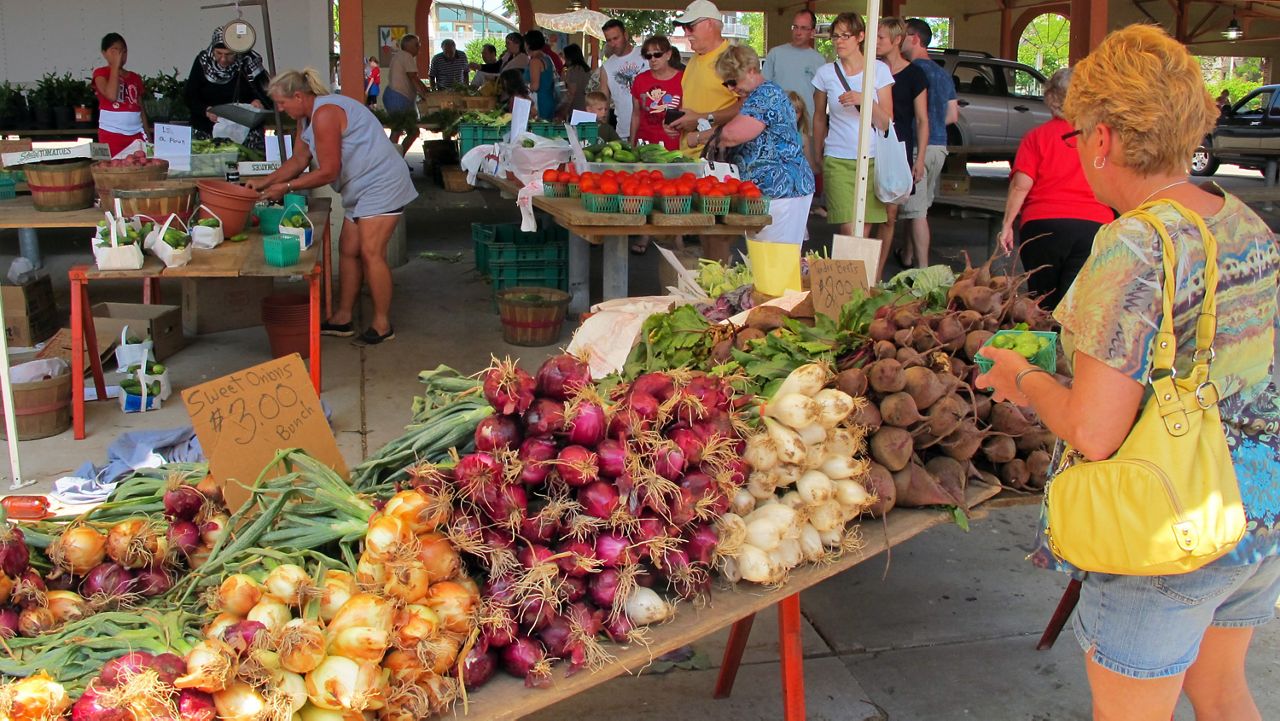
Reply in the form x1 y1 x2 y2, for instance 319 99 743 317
666 0 739 149
666 0 741 264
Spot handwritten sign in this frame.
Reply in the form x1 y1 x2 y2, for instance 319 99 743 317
182 355 347 510
238 161 281 176
830 234 880 289
153 124 192 171
0 143 92 168
809 259 869 320
90 143 112 161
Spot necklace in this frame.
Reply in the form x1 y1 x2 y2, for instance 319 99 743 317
1139 178 1190 206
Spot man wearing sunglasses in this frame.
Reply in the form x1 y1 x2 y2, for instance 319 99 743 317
664 0 740 148
763 9 825 122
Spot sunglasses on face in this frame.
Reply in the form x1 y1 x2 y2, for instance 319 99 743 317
643 52 665 59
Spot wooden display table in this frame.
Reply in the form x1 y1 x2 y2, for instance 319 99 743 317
480 173 771 314
68 199 334 440
464 483 1000 720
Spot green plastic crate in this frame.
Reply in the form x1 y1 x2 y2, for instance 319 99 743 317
459 122 600 155
459 123 507 155
973 330 1058 375
489 259 569 311
472 221 568 275
0 176 15 201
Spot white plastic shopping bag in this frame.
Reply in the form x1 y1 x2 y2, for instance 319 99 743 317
92 207 145 271
871 125 913 204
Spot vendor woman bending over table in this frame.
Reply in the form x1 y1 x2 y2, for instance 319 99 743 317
246 69 418 346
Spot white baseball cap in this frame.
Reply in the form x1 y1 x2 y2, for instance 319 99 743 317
675 0 722 26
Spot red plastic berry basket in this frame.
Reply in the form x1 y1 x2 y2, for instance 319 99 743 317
619 195 655 215
660 195 692 214
698 195 732 215
582 193 621 213
543 181 569 198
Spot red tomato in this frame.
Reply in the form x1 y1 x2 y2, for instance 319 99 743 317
649 170 664 182
634 185 653 197
543 169 559 183
565 171 580 183
723 178 742 194
742 187 763 199
739 181 758 192
603 170 618 179
553 170 569 183
600 179 620 194
580 178 598 193
680 173 696 182
677 181 696 196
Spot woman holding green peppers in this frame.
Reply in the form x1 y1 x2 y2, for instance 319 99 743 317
246 68 417 346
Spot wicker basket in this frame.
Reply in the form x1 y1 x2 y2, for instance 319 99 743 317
497 287 571 346
441 166 473 193
582 193 620 213
698 195 732 215
92 161 169 208
0 372 71 440
660 195 692 214
463 96 498 111
619 195 654 215
25 160 95 212
423 92 467 110
109 180 198 220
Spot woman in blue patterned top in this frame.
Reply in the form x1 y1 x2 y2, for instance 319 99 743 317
685 44 815 246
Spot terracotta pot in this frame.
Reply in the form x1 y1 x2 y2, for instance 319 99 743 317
196 179 258 236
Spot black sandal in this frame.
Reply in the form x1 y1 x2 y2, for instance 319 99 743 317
353 326 395 346
321 320 355 337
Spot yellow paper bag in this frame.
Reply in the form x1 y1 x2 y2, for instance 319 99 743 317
747 239 803 297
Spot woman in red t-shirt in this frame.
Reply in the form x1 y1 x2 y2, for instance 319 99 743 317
629 35 683 151
997 68 1115 309
93 33 148 156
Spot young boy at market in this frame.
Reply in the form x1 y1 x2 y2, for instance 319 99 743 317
585 92 621 143
93 33 149 156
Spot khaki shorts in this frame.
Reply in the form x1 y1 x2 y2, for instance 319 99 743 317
824 156 886 225
898 145 948 220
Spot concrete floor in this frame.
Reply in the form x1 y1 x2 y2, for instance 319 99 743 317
0 157 1277 719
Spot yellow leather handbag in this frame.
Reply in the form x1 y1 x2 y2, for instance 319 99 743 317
1045 201 1246 576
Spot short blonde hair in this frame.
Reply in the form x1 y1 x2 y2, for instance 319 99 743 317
715 44 759 83
879 17 906 44
1064 24 1216 176
268 68 330 98
1043 67 1071 118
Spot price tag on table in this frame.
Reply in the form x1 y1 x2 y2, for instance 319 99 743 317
182 354 348 511
809 259 869 320
153 123 192 171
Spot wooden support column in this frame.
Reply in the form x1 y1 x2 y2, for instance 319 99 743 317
588 0 601 66
338 0 365 100
885 0 904 18
416 0 433 82
515 0 535 32
1174 0 1189 43
1069 0 1107 64
1000 2 1014 59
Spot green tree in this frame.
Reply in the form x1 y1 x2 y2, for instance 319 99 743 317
743 12 765 55
1018 13 1069 74
602 9 680 40
1200 55 1265 106
465 36 501 66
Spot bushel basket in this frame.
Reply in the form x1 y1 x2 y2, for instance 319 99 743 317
109 180 198 221
496 287 570 346
26 160 95 211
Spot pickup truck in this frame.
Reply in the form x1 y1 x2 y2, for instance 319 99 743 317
1192 84 1280 177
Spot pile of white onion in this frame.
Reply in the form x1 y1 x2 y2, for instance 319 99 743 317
720 364 876 585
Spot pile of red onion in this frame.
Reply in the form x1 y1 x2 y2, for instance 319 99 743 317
71 650 209 720
422 354 749 690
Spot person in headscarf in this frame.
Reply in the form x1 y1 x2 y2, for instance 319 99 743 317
186 27 273 151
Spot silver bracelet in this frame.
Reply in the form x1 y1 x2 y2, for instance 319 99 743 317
1014 367 1052 394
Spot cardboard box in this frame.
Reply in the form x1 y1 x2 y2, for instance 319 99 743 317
91 303 185 361
181 277 275 335
37 319 130 373
2 275 58 347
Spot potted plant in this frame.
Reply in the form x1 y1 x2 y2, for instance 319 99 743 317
0 82 28 129
29 73 57 129
144 69 187 124
49 73 80 130
73 79 96 127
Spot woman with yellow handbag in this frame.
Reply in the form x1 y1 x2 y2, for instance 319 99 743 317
976 25 1280 721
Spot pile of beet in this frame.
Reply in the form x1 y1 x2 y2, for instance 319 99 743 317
838 255 1061 506
411 355 749 689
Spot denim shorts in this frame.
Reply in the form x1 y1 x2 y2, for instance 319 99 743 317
1074 555 1280 679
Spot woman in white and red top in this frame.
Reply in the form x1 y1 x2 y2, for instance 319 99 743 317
93 33 148 156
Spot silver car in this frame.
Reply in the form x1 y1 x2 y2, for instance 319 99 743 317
928 50 1052 161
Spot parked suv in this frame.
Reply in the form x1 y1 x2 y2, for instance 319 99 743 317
1192 84 1280 177
928 50 1052 160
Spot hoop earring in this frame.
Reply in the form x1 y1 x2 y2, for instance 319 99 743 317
1093 156 1106 170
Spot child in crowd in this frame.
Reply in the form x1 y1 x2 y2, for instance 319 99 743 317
93 33 148 156
788 90 824 218
499 69 533 115
585 92 621 143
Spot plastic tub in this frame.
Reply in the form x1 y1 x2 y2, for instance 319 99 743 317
263 234 300 267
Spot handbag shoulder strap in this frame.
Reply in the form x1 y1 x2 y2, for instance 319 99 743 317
1127 200 1221 375
832 62 852 92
